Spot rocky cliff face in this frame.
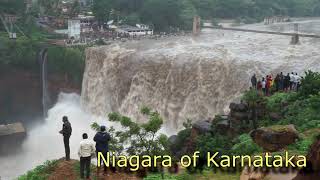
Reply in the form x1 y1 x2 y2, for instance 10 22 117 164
0 68 80 123
82 20 320 130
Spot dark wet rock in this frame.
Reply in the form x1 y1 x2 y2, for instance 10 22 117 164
192 119 212 134
168 135 177 145
230 111 249 120
250 124 299 152
230 102 248 112
0 122 26 154
216 120 230 130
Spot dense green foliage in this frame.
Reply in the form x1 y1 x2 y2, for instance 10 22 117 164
92 0 320 31
18 160 59 180
47 47 85 84
0 36 40 71
298 71 320 98
196 134 233 155
0 12 85 84
266 92 295 112
231 134 262 155
92 107 170 157
144 171 240 180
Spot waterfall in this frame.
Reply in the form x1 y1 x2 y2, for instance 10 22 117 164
39 48 49 118
81 20 320 130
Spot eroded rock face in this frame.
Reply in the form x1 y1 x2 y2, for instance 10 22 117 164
250 125 299 152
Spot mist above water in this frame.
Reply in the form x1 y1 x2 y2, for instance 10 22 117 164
0 93 109 179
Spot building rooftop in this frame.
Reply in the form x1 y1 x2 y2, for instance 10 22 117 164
118 25 152 31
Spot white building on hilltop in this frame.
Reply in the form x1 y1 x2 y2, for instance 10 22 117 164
115 24 153 36
68 19 81 40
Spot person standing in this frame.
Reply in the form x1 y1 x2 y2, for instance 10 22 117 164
289 72 295 91
251 74 257 89
78 133 95 179
284 73 291 92
59 116 72 161
274 74 280 92
295 73 301 91
257 80 262 91
94 126 111 174
279 72 284 91
261 77 266 95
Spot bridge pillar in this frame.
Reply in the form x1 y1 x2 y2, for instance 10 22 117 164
291 34 300 45
290 23 300 45
193 16 201 36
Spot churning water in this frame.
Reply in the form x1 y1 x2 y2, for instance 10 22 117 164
0 93 110 179
82 19 320 130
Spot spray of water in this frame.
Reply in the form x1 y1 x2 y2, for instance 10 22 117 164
0 93 112 179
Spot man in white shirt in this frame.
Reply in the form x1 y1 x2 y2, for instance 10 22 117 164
78 133 95 179
294 73 301 91
289 72 295 90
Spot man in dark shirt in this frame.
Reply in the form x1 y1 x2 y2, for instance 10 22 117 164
59 116 72 161
251 74 257 89
94 125 111 173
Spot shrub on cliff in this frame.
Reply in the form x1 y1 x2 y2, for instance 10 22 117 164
278 93 320 131
92 107 169 157
231 134 262 155
266 92 296 112
196 134 232 155
299 71 320 98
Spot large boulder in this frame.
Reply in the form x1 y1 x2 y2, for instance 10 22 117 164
230 111 249 120
192 119 212 134
168 135 178 145
250 125 299 152
216 120 229 130
230 102 248 112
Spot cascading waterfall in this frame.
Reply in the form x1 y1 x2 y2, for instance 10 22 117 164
39 48 49 118
81 20 320 131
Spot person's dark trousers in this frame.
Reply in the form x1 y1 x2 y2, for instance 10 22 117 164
80 156 91 179
63 135 70 160
96 152 108 172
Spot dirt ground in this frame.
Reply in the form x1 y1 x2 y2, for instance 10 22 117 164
48 160 141 180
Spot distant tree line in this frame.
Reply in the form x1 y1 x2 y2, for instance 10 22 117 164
92 0 320 31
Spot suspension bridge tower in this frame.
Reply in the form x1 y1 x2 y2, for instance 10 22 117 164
193 16 201 36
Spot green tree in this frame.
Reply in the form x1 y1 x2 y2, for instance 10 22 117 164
92 0 114 24
141 0 183 31
299 71 320 98
96 107 169 157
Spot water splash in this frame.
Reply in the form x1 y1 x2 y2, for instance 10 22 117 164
0 93 108 179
